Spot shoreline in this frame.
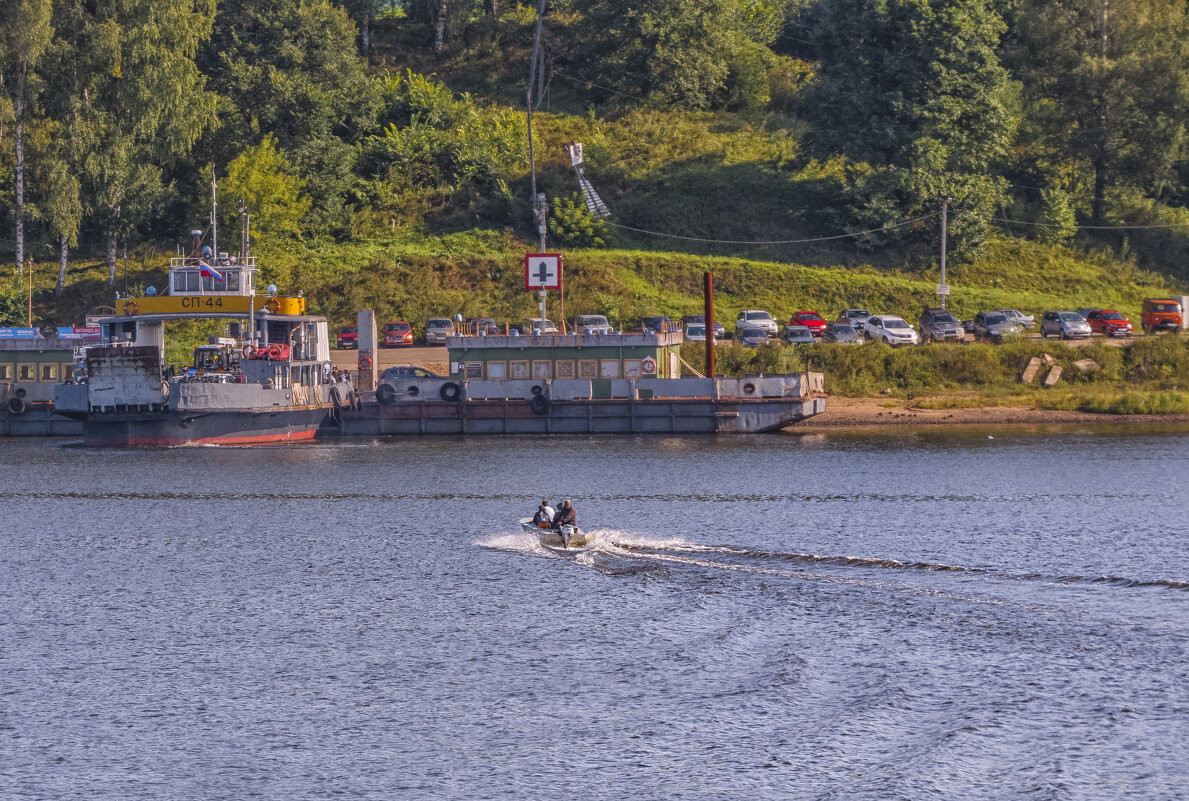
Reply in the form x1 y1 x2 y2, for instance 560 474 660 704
794 396 1189 430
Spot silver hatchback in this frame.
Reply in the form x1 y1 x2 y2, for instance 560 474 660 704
1040 311 1092 339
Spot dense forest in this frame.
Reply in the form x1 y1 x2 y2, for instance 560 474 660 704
1 0 1188 325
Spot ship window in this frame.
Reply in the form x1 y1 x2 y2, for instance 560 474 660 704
291 366 301 386
62 363 73 379
487 361 506 379
600 359 620 379
510 360 529 379
556 360 575 379
532 361 552 379
183 271 199 291
624 359 642 378
465 362 483 379
0 364 12 380
40 363 58 382
579 360 597 379
225 270 240 291
173 272 188 292
18 363 36 381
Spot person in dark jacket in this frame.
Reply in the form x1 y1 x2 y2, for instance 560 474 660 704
552 498 576 529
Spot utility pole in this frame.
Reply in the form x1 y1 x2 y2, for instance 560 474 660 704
27 256 33 327
940 197 951 309
526 0 548 326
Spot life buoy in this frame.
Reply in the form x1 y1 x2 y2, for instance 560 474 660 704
264 298 281 314
7 396 26 415
641 356 658 374
358 354 373 371
123 300 139 315
440 381 461 402
266 343 284 360
242 344 257 359
377 383 397 405
530 394 549 415
743 381 756 394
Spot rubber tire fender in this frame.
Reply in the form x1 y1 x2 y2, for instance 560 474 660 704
329 386 344 426
440 381 462 402
376 383 398 405
742 382 756 395
7 396 27 415
530 394 549 415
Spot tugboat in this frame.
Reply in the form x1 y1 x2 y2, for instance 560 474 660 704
56 224 353 446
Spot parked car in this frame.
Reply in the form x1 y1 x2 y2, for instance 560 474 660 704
735 310 779 336
824 322 863 344
336 325 358 349
465 317 499 335
681 314 725 339
736 326 770 347
865 315 920 346
782 325 816 345
641 316 676 333
971 311 1020 343
381 365 442 381
574 314 614 334
521 317 558 335
1085 309 1133 337
684 324 707 342
1040 311 1092 339
383 321 414 347
1076 308 1099 322
999 309 1035 329
1141 298 1183 333
836 309 872 331
424 317 455 345
918 308 964 343
788 311 827 337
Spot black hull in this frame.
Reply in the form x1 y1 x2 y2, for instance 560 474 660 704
82 407 329 446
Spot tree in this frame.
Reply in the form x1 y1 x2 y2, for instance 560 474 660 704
804 0 1013 253
1038 188 1077 245
0 0 53 276
210 135 311 254
573 0 784 110
68 0 218 285
1007 0 1189 223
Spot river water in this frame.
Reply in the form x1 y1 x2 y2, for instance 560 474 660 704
1 427 1187 800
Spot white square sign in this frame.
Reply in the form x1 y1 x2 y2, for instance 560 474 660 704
525 253 561 290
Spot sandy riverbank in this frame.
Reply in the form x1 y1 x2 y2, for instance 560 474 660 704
797 396 1189 429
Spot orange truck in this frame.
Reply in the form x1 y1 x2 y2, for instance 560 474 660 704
1141 298 1183 333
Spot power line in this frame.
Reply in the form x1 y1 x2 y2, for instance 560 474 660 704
994 217 1189 231
607 211 942 245
553 70 647 103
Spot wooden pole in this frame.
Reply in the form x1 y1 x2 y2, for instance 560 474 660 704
27 256 33 327
704 272 716 379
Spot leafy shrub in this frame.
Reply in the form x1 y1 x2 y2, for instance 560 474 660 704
550 193 609 248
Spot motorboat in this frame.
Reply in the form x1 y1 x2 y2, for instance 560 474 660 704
519 517 595 551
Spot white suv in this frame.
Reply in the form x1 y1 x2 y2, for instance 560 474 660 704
734 309 778 336
865 315 920 346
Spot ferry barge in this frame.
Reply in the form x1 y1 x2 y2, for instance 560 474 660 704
55 252 353 446
340 328 825 435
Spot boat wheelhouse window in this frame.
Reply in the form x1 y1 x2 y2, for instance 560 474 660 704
579 360 597 379
487 361 506 379
39 363 58 382
18 363 36 381
465 362 483 379
0 365 11 381
556 360 575 379
601 359 620 379
510 361 529 379
532 361 551 379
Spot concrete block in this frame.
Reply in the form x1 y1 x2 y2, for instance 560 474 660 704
1021 357 1042 384
1043 366 1063 387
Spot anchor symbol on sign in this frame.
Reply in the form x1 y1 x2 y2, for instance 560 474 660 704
535 261 551 285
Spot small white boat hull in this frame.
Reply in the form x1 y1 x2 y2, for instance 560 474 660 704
519 518 594 550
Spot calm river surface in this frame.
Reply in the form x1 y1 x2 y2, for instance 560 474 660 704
1 427 1187 800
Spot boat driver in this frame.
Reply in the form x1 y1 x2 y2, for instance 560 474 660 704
552 499 576 529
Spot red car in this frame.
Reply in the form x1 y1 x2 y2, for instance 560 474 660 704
383 321 414 347
1085 309 1133 337
336 325 358 349
788 311 827 337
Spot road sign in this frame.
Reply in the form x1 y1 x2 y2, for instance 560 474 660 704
936 284 951 296
525 253 562 290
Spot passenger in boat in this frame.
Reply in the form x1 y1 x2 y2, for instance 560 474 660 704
552 499 576 529
532 502 552 528
541 499 555 522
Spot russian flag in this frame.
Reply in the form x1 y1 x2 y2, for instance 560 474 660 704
199 261 224 281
